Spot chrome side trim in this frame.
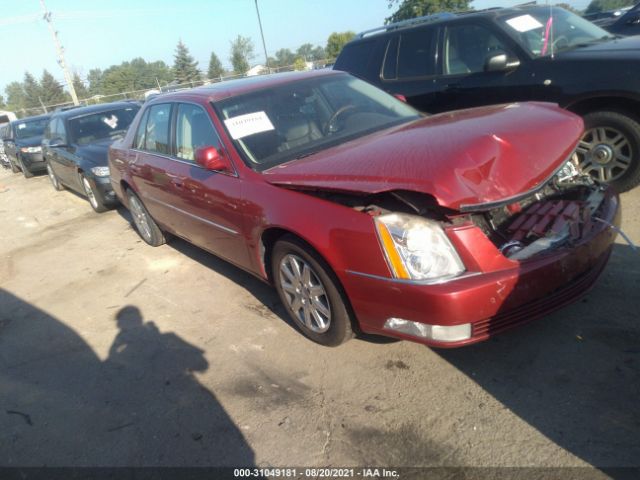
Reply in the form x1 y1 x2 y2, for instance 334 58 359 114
144 196 239 235
345 269 482 285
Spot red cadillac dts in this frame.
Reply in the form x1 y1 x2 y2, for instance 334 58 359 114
108 70 619 348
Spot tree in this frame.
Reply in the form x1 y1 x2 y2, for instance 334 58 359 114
87 68 103 96
554 3 582 14
4 81 27 113
207 51 224 79
311 45 326 61
40 70 70 106
173 40 201 84
22 72 42 109
293 57 307 71
274 48 296 67
585 0 634 14
230 35 255 74
386 0 473 23
0 95 5 109
72 73 89 100
99 58 172 96
296 43 315 61
325 31 356 60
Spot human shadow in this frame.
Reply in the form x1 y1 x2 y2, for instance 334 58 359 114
437 243 640 473
0 289 255 467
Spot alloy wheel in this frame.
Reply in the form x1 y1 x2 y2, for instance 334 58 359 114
82 177 99 210
47 164 59 189
279 253 331 333
575 126 632 183
128 195 153 242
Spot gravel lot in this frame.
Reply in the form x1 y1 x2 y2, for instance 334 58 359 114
1 167 639 474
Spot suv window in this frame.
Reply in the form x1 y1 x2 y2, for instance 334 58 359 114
397 28 437 79
444 24 511 75
175 104 220 162
335 40 378 79
143 104 171 154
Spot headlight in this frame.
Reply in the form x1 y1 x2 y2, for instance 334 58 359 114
374 213 465 282
20 146 41 153
91 166 110 177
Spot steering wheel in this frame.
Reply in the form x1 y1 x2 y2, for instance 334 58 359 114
323 104 358 135
551 35 570 51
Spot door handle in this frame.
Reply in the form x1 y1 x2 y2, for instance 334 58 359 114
171 180 185 189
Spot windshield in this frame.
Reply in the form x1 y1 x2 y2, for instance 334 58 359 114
501 7 613 57
14 118 49 139
214 74 420 171
68 106 140 145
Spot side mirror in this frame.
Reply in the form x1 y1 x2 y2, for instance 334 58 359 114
484 52 520 72
195 146 231 172
393 93 408 103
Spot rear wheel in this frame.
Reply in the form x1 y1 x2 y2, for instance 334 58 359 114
576 111 640 192
46 162 64 191
127 189 165 246
272 236 354 347
81 175 108 213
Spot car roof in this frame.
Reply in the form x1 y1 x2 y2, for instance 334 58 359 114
352 5 554 40
51 101 140 120
146 70 346 104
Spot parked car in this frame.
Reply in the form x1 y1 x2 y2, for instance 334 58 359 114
3 114 50 177
109 70 619 348
591 3 640 36
0 124 11 169
42 102 140 212
334 6 640 193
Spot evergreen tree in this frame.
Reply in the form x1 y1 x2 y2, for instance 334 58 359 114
386 0 473 23
4 82 27 113
87 69 104 96
229 35 255 74
72 73 89 100
40 70 70 106
173 40 201 84
22 72 42 109
207 51 224 80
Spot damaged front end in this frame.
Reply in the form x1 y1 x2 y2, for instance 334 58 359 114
465 155 610 261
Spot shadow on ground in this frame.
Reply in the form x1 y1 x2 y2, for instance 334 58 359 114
437 244 640 471
0 289 255 466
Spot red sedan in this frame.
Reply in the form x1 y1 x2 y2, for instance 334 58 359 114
108 70 619 347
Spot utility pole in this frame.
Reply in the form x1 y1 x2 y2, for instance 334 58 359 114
40 0 79 105
254 0 271 73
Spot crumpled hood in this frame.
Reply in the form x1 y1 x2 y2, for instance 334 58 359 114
263 102 583 211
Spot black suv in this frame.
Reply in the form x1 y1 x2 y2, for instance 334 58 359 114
42 102 140 212
3 114 51 178
334 6 640 192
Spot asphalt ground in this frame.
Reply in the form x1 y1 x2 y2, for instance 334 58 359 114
0 167 639 477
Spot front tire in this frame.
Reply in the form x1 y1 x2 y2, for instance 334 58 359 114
46 162 64 191
81 175 108 213
126 189 165 246
272 236 354 347
9 157 19 174
18 156 33 178
576 111 640 193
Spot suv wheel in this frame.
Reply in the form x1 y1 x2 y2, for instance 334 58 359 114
272 235 354 347
575 111 640 192
18 156 33 178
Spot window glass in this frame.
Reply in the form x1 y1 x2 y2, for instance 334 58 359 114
144 104 171 154
134 109 150 150
215 75 419 171
444 24 510 75
14 118 49 139
67 106 139 146
397 28 436 78
334 40 377 78
175 104 220 162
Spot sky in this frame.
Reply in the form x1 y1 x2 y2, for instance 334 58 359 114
0 0 591 96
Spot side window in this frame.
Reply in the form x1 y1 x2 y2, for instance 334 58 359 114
144 104 171 154
397 28 437 79
44 119 53 139
334 40 377 79
134 109 150 150
444 24 511 75
175 103 220 162
58 119 67 143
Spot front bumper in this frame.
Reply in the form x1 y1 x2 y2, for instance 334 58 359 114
21 152 46 172
342 190 620 348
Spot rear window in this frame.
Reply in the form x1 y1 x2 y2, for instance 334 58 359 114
334 40 378 78
14 118 49 139
397 28 437 78
68 106 139 145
